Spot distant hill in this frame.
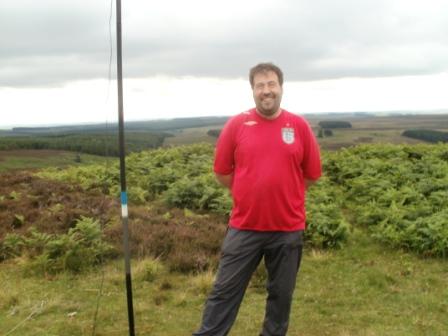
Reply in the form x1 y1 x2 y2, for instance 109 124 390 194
0 116 233 155
7 116 230 136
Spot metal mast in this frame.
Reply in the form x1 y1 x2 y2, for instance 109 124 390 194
116 0 136 335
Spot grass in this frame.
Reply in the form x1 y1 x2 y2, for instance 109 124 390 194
291 229 448 335
162 126 220 146
0 150 108 172
317 129 425 150
1 117 448 335
308 113 448 150
1 228 447 336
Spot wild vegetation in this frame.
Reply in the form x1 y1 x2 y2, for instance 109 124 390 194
0 168 227 274
1 216 114 275
0 144 350 277
1 120 448 334
325 143 448 256
0 150 105 172
2 142 447 277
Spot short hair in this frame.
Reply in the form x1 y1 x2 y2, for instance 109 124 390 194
249 63 284 88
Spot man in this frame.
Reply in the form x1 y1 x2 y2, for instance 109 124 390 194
193 63 321 336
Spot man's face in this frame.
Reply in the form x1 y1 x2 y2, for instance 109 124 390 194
252 70 283 118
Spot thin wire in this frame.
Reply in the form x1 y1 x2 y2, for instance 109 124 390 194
91 269 106 336
106 0 114 113
91 1 114 335
4 301 45 336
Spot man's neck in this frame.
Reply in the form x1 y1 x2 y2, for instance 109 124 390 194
255 108 282 120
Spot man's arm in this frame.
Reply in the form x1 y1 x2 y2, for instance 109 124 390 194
215 173 233 189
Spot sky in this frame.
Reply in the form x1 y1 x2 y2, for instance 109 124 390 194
1 0 447 128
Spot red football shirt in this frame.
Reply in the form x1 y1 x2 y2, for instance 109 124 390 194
214 108 321 231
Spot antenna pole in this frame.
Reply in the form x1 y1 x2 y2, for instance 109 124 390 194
116 0 136 335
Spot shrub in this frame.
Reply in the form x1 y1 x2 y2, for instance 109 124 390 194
4 217 113 275
207 129 221 138
324 143 448 256
190 270 215 296
135 257 166 282
0 233 25 261
402 129 448 143
318 121 352 129
164 173 230 214
305 177 350 249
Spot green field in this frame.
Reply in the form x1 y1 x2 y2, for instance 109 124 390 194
163 125 220 146
1 228 447 335
307 114 448 150
0 150 108 172
1 114 447 335
161 113 448 150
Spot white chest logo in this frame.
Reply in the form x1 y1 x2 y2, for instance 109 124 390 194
281 127 295 144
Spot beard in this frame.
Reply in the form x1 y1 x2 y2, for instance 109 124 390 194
255 94 281 117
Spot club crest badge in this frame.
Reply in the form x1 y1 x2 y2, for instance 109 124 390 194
281 127 295 144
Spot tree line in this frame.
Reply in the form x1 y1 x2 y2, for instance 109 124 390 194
0 132 171 156
402 129 448 143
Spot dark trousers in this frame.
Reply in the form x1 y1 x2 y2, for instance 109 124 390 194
193 228 303 336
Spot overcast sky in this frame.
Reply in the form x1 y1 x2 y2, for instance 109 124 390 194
1 0 447 127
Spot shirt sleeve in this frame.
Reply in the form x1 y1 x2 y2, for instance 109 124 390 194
300 120 322 180
214 117 237 175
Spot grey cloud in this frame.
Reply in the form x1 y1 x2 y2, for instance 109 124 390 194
1 0 447 88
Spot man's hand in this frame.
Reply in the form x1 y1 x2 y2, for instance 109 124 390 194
215 173 233 189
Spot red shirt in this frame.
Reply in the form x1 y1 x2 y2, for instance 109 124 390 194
214 108 321 231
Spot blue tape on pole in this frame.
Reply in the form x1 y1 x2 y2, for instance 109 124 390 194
121 192 129 218
121 191 128 205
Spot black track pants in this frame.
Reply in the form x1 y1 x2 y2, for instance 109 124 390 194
193 228 303 336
